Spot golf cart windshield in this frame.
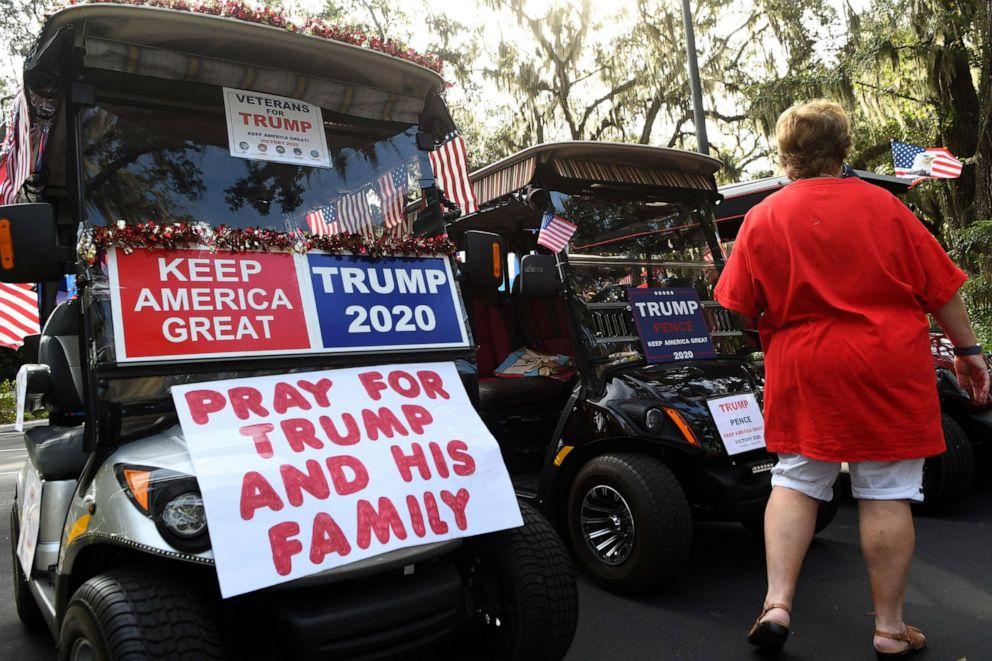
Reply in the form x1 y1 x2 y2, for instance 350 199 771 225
82 99 425 232
556 192 744 371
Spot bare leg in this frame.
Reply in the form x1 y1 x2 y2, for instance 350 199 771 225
858 499 919 654
760 485 820 627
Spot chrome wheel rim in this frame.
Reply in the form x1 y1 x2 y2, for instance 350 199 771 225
70 638 94 661
579 484 635 565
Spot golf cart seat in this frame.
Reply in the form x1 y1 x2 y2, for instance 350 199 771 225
512 256 575 358
24 300 88 481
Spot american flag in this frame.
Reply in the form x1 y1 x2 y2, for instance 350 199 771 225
376 167 410 232
305 190 375 236
428 133 478 217
0 91 31 204
0 283 40 350
892 139 963 183
537 211 577 253
305 205 339 236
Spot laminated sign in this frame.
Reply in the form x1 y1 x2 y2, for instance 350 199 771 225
223 87 331 168
707 393 766 456
107 248 469 363
628 287 716 363
171 362 523 597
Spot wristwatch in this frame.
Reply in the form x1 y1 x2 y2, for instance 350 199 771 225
953 344 983 356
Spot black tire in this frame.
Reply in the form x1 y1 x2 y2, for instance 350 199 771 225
567 453 691 593
456 501 578 661
740 482 841 537
9 504 45 631
918 413 975 514
58 567 226 661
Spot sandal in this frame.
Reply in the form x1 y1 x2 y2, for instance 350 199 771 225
874 625 926 658
747 602 791 651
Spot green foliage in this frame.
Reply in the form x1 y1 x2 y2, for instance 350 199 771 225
0 379 46 425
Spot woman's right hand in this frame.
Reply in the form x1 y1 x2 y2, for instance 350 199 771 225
954 354 991 405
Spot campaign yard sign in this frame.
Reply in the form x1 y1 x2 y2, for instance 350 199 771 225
706 393 766 456
107 248 470 363
171 362 523 598
223 88 331 168
627 287 716 363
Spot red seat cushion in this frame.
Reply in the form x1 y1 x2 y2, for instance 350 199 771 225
470 293 514 377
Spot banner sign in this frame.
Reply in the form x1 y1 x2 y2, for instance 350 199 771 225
627 287 716 363
223 87 331 168
171 362 523 598
107 248 470 363
707 393 766 456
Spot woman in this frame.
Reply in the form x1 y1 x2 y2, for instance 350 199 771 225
715 99 989 657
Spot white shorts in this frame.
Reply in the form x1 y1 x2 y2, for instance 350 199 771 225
771 453 925 503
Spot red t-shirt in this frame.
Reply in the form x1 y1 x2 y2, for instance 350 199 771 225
715 177 966 461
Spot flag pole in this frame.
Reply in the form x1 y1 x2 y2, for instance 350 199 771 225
680 0 709 156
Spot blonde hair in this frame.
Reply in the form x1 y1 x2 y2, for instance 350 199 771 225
775 99 852 180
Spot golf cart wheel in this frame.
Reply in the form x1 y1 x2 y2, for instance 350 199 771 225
9 504 45 631
457 501 578 661
567 453 691 593
741 482 841 537
918 413 975 514
58 567 225 661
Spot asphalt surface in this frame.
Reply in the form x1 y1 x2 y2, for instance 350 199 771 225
1 424 989 660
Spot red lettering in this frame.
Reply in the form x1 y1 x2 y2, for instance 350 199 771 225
417 371 450 400
309 512 351 564
388 371 421 398
325 455 369 496
239 423 276 459
185 389 227 425
358 371 388 400
229 387 269 420
238 111 251 125
319 414 360 446
273 382 312 415
281 418 324 452
406 495 427 537
390 443 431 482
362 407 408 440
447 440 476 476
283 118 299 132
253 114 266 127
297 379 333 407
280 459 330 507
401 405 433 435
440 488 471 531
423 491 448 534
429 442 450 478
356 497 408 549
240 471 284 520
300 121 312 132
268 521 302 576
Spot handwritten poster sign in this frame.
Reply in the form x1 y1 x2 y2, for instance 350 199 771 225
628 287 716 363
223 88 331 168
707 393 766 456
16 467 42 576
171 362 523 598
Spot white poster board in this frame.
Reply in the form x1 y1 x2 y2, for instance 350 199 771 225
223 87 331 168
14 365 27 431
707 393 766 456
16 467 42 576
171 362 523 598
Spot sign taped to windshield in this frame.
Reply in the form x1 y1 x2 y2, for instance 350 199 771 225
628 287 716 363
171 362 523 597
223 87 331 168
107 248 470 362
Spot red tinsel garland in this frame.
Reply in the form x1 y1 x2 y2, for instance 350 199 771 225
79 221 455 264
64 0 444 74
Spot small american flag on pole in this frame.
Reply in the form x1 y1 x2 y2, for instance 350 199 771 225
537 211 577 253
891 139 963 183
428 133 478 217
0 283 40 350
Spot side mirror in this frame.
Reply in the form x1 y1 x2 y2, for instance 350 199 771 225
518 254 562 298
460 230 505 288
0 203 68 283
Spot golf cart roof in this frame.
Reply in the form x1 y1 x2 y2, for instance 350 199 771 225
469 141 723 208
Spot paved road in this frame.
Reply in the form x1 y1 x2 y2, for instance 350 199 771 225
2 425 989 660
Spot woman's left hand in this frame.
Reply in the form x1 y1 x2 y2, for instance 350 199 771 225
954 354 991 405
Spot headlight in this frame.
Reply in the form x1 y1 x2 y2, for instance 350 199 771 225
644 408 665 432
161 492 207 539
114 464 211 553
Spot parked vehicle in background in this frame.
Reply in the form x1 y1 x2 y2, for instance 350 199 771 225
448 142 838 593
717 170 990 513
2 5 577 659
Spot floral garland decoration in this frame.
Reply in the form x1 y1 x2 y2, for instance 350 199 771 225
64 0 444 74
77 221 455 265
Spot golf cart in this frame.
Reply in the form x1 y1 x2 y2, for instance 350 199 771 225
3 4 577 659
448 142 839 593
717 171 991 513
